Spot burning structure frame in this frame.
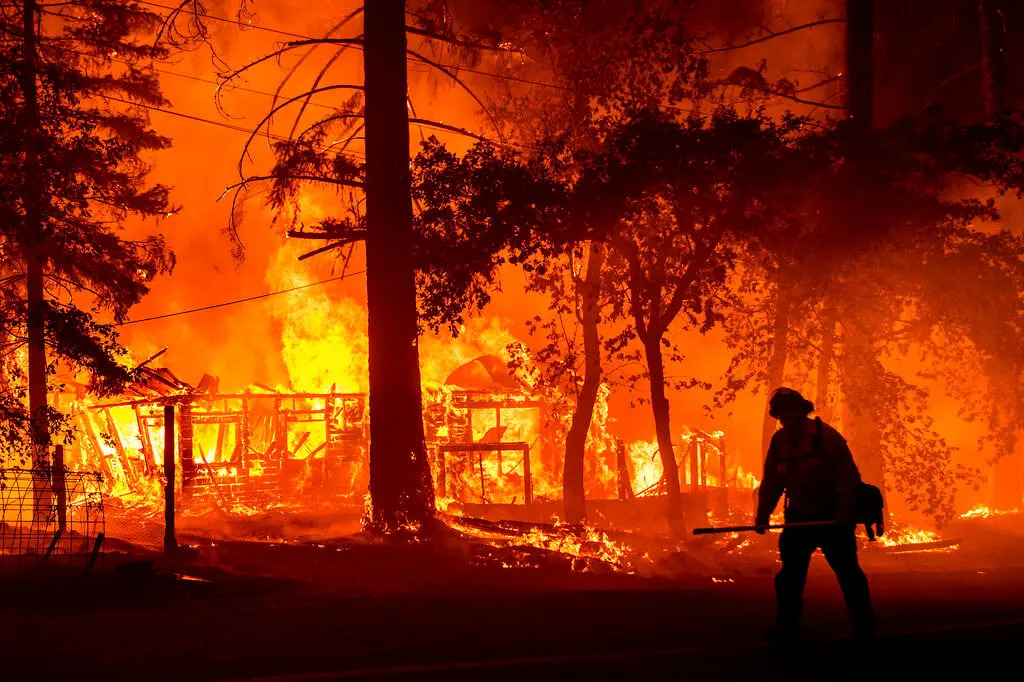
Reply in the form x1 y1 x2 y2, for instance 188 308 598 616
58 378 742 523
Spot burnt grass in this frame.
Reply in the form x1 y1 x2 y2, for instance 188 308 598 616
0 514 1023 681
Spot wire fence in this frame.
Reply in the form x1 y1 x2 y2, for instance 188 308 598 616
103 498 165 550
0 468 105 574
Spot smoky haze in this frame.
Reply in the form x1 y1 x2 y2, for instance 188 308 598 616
109 0 1023 522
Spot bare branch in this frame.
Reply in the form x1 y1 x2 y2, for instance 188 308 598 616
287 229 366 240
698 18 844 55
298 240 359 261
795 75 842 93
406 48 505 144
770 90 844 111
269 5 365 129
216 38 363 117
236 84 364 180
286 45 359 141
405 25 524 55
408 118 492 143
220 174 365 198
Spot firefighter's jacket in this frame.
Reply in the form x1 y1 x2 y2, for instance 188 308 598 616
756 418 862 524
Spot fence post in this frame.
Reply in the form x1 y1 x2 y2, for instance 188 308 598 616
717 435 729 513
163 404 176 553
53 444 66 532
615 438 635 501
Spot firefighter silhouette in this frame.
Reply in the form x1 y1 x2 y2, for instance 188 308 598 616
756 387 875 642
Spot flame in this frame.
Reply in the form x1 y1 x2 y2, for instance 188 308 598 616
960 504 1019 519
878 527 942 546
877 523 959 553
446 515 643 573
266 242 368 393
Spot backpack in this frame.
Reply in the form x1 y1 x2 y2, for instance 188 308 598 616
812 418 885 541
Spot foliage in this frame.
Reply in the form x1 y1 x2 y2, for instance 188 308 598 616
0 0 175 455
412 137 568 333
716 111 1024 521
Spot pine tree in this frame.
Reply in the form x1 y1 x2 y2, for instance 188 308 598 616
0 0 175 480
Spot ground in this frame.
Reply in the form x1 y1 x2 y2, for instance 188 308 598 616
1 512 1022 681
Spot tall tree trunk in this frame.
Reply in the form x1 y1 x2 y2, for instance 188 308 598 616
840 0 883 505
363 0 434 532
845 0 874 136
642 333 684 532
980 0 1021 509
816 306 835 422
761 269 791 455
839 342 888 522
563 242 604 524
980 0 1007 118
993 439 1023 510
20 0 51 510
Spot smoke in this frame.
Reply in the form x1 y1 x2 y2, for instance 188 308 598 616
106 0 1021 520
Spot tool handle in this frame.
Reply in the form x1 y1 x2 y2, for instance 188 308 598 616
692 520 840 535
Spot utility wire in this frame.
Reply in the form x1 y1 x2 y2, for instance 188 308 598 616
117 270 365 326
152 63 345 112
136 0 569 91
94 88 496 153
95 92 286 141
92 91 370 157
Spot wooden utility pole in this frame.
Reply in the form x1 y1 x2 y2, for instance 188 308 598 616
363 0 435 532
163 405 177 553
980 0 1022 509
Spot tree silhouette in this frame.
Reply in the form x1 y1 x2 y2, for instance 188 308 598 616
463 0 709 524
414 108 810 532
0 0 175 480
215 0 526 532
718 111 1024 523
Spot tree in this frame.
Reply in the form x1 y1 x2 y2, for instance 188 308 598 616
415 109 807 532
0 0 175 484
361 0 436 532
458 0 708 523
980 0 1008 119
719 107 1024 523
977 0 1023 509
559 242 605 522
590 111 807 531
218 1 525 533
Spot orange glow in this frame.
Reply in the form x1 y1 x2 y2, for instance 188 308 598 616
13 2 1018 569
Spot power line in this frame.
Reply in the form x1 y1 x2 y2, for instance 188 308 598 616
118 270 366 326
96 89 488 153
93 91 369 158
145 63 491 145
96 92 283 139
71 7 737 147
139 0 326 42
153 63 345 113
137 0 568 92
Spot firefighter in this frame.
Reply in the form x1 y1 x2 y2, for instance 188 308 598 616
755 387 875 642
